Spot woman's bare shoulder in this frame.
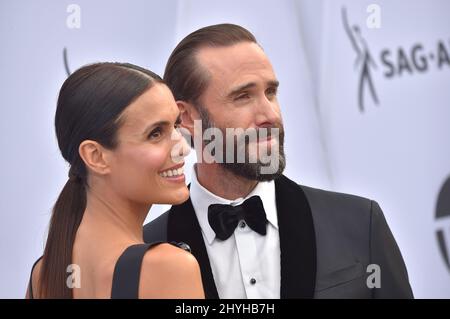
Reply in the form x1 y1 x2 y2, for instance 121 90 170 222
26 258 43 298
139 243 205 299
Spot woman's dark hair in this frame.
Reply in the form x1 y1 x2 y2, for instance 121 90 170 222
38 62 163 298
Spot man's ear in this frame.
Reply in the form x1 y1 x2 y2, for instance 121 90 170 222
176 101 199 133
78 140 111 176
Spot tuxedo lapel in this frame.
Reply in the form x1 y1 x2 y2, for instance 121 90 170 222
275 175 317 298
167 198 219 299
165 175 316 299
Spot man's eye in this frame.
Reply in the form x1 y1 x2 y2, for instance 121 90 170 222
266 88 277 96
235 93 250 100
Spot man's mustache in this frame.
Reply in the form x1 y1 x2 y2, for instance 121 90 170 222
233 125 284 146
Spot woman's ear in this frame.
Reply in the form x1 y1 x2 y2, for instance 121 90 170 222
78 140 111 176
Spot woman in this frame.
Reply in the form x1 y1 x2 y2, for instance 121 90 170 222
26 62 204 298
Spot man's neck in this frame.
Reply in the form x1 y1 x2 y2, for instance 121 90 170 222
195 163 258 200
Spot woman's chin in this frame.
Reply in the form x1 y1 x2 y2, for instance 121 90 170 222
157 187 190 205
172 190 190 205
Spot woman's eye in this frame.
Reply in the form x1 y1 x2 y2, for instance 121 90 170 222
148 128 162 140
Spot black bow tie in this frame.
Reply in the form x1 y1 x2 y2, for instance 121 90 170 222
208 196 268 241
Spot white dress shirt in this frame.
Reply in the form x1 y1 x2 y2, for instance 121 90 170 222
190 167 281 299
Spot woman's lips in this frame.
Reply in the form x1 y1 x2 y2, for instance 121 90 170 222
159 162 185 182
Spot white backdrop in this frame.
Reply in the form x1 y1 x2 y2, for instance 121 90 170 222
314 0 450 298
0 0 449 298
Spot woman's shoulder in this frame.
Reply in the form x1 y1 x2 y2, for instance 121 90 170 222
26 257 43 298
139 242 204 298
145 242 196 264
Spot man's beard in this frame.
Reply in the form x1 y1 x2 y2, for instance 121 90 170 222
197 105 286 182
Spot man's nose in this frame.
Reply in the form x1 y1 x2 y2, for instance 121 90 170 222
255 95 280 128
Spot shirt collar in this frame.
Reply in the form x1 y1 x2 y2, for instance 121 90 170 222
190 165 278 245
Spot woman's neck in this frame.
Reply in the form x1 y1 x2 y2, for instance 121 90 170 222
82 185 150 243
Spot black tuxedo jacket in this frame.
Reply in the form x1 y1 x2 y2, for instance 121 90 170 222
143 175 413 298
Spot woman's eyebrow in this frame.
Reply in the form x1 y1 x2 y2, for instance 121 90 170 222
142 120 170 134
143 112 182 135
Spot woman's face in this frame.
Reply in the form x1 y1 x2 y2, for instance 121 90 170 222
106 83 190 206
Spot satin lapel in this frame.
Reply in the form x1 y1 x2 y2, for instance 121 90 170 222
275 175 317 298
167 198 219 299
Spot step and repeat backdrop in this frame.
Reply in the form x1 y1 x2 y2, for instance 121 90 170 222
0 0 449 298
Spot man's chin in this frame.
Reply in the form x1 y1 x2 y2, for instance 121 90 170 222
220 160 286 182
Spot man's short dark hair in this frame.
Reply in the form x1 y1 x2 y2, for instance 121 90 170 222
163 23 257 107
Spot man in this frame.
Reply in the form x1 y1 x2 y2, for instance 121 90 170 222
144 24 413 299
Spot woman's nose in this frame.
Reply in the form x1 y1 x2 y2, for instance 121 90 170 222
170 128 191 163
179 132 191 158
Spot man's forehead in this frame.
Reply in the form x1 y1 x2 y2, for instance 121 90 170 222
196 42 276 92
197 42 272 73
